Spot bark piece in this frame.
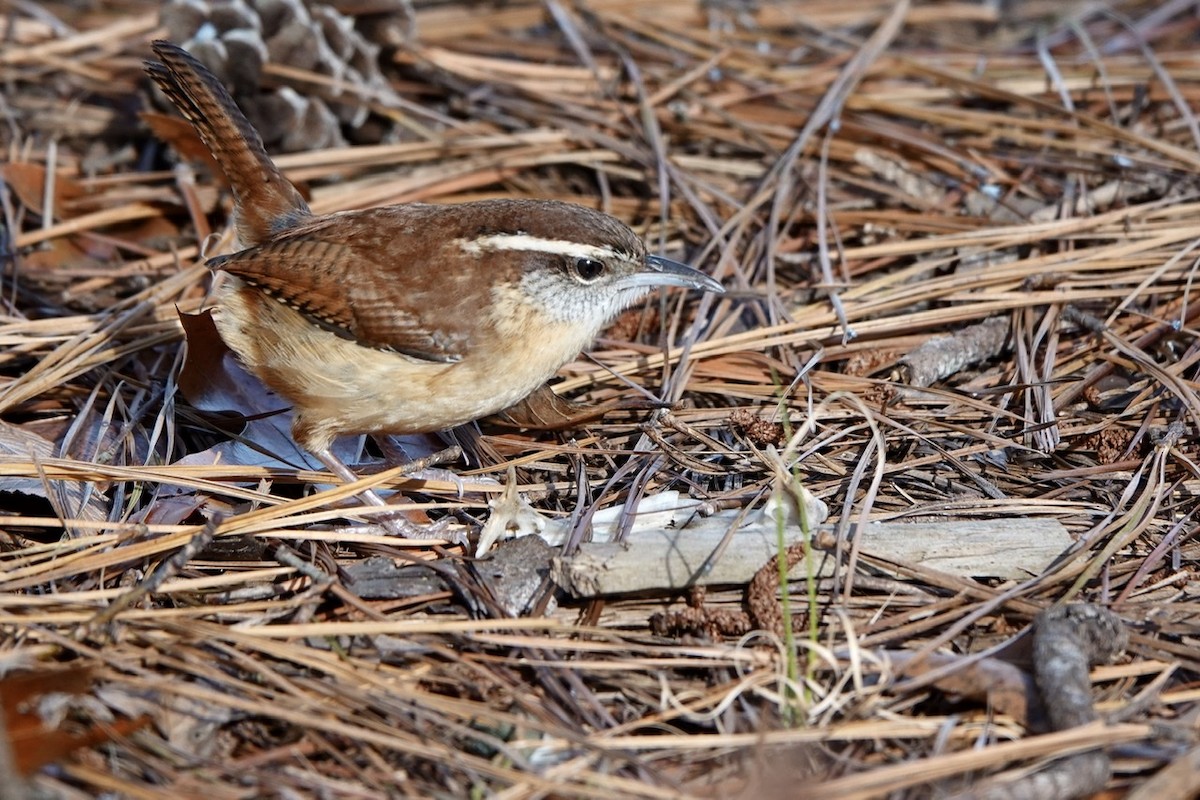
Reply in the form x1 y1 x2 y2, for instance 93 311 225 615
552 516 1072 597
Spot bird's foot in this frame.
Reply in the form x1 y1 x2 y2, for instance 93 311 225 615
374 511 466 545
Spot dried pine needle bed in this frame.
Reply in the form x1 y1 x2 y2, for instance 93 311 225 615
1 1 1198 798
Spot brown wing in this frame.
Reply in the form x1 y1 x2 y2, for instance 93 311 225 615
206 210 477 363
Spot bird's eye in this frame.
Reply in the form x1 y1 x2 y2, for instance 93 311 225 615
573 257 605 282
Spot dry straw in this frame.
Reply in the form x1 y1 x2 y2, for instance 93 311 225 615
0 1 1197 797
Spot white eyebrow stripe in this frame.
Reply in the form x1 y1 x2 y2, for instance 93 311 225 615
459 234 621 261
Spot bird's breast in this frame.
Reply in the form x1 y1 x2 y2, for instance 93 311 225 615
210 278 594 446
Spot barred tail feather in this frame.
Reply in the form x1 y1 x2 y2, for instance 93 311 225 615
145 40 310 246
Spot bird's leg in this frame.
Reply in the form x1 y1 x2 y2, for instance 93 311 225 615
312 446 457 540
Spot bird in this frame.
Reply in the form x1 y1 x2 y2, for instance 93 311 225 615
145 40 724 536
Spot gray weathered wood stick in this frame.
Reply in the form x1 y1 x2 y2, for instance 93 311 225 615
551 518 1072 597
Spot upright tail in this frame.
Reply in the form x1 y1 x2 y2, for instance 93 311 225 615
145 40 310 247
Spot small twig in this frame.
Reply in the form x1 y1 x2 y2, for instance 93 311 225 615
947 604 1128 800
85 517 221 631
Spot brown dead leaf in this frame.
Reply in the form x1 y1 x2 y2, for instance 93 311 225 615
0 420 108 522
141 111 225 181
1 665 150 777
19 236 108 275
887 650 1038 726
490 383 663 430
0 162 86 217
177 307 243 416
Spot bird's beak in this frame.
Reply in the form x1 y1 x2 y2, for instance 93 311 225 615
623 254 724 293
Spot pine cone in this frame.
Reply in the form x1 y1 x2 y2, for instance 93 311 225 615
158 0 403 150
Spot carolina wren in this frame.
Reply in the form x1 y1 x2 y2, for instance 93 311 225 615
145 41 723 532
